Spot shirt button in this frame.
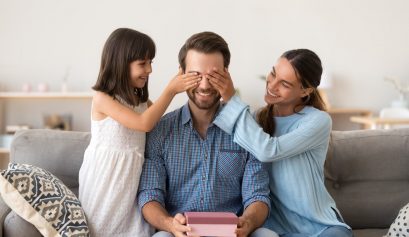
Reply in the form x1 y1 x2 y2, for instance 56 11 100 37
202 175 206 181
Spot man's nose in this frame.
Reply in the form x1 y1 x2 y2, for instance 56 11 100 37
198 74 212 89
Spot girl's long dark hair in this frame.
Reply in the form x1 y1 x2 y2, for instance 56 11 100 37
92 28 156 106
257 49 326 136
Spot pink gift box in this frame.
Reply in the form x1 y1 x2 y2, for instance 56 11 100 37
185 212 239 237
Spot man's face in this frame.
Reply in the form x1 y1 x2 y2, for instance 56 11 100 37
185 50 224 110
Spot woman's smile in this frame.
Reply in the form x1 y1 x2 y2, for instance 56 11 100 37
266 88 280 98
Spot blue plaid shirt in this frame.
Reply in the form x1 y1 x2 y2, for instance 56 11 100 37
138 103 271 217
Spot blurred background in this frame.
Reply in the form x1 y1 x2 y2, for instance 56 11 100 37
0 0 409 135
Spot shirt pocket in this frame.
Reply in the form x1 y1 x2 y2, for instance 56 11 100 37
217 149 246 179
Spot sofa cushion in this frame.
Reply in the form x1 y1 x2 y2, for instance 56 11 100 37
10 129 91 196
353 228 388 237
4 211 42 237
0 163 89 236
325 128 409 229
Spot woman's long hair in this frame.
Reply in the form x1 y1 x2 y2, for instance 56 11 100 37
257 49 326 136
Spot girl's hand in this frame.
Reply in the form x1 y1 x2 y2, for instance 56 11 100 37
207 67 236 102
167 69 201 95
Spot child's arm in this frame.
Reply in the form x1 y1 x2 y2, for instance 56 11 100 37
93 70 200 132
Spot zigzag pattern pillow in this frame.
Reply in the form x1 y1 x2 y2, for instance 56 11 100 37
0 163 89 237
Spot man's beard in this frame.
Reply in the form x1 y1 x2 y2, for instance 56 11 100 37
187 88 221 110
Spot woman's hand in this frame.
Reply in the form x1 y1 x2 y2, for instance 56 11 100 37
207 67 236 102
167 69 201 96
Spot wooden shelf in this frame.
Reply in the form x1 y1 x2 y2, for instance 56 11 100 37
327 108 373 130
350 116 409 129
0 92 93 99
0 148 10 154
328 108 372 116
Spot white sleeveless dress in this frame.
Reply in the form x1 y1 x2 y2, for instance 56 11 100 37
79 98 152 237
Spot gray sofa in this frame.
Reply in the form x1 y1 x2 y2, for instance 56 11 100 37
0 128 408 237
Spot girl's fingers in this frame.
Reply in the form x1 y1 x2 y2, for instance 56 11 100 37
180 77 200 89
179 71 198 79
184 77 201 85
185 79 200 89
185 82 199 90
182 73 198 80
183 74 201 81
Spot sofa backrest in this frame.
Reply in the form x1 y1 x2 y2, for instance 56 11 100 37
10 129 90 196
325 128 409 229
9 128 409 230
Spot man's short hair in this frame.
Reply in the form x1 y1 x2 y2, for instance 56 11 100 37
178 31 231 71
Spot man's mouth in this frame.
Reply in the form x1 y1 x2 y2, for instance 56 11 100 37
197 91 212 97
266 89 279 98
195 89 216 97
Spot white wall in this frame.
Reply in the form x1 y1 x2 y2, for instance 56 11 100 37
1 0 409 131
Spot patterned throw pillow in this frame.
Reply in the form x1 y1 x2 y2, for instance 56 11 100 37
385 203 409 237
0 163 89 237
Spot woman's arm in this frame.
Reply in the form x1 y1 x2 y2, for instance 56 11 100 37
214 95 331 162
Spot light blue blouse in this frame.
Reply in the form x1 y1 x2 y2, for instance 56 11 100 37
214 95 351 236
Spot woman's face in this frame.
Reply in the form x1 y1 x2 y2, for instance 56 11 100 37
264 57 309 107
129 59 153 88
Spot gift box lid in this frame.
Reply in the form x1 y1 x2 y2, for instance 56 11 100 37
185 212 239 225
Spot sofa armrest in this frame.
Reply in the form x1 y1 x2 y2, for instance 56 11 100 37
0 195 11 237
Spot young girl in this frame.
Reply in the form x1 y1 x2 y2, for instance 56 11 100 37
208 49 353 237
78 28 200 237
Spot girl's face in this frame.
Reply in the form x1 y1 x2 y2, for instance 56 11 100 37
129 59 153 88
264 57 310 108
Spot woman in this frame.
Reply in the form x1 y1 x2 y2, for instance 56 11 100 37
207 49 353 237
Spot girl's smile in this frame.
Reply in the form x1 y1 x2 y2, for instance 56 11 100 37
130 59 152 88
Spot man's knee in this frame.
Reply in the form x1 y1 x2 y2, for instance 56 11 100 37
152 231 174 237
251 227 279 237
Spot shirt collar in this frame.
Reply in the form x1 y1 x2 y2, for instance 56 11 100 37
181 101 223 126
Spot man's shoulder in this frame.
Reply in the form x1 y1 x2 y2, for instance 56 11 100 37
149 106 184 134
160 107 183 123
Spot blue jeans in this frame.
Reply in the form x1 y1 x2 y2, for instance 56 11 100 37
280 226 353 237
153 227 279 237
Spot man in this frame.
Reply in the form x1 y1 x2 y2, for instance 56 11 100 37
138 32 278 237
